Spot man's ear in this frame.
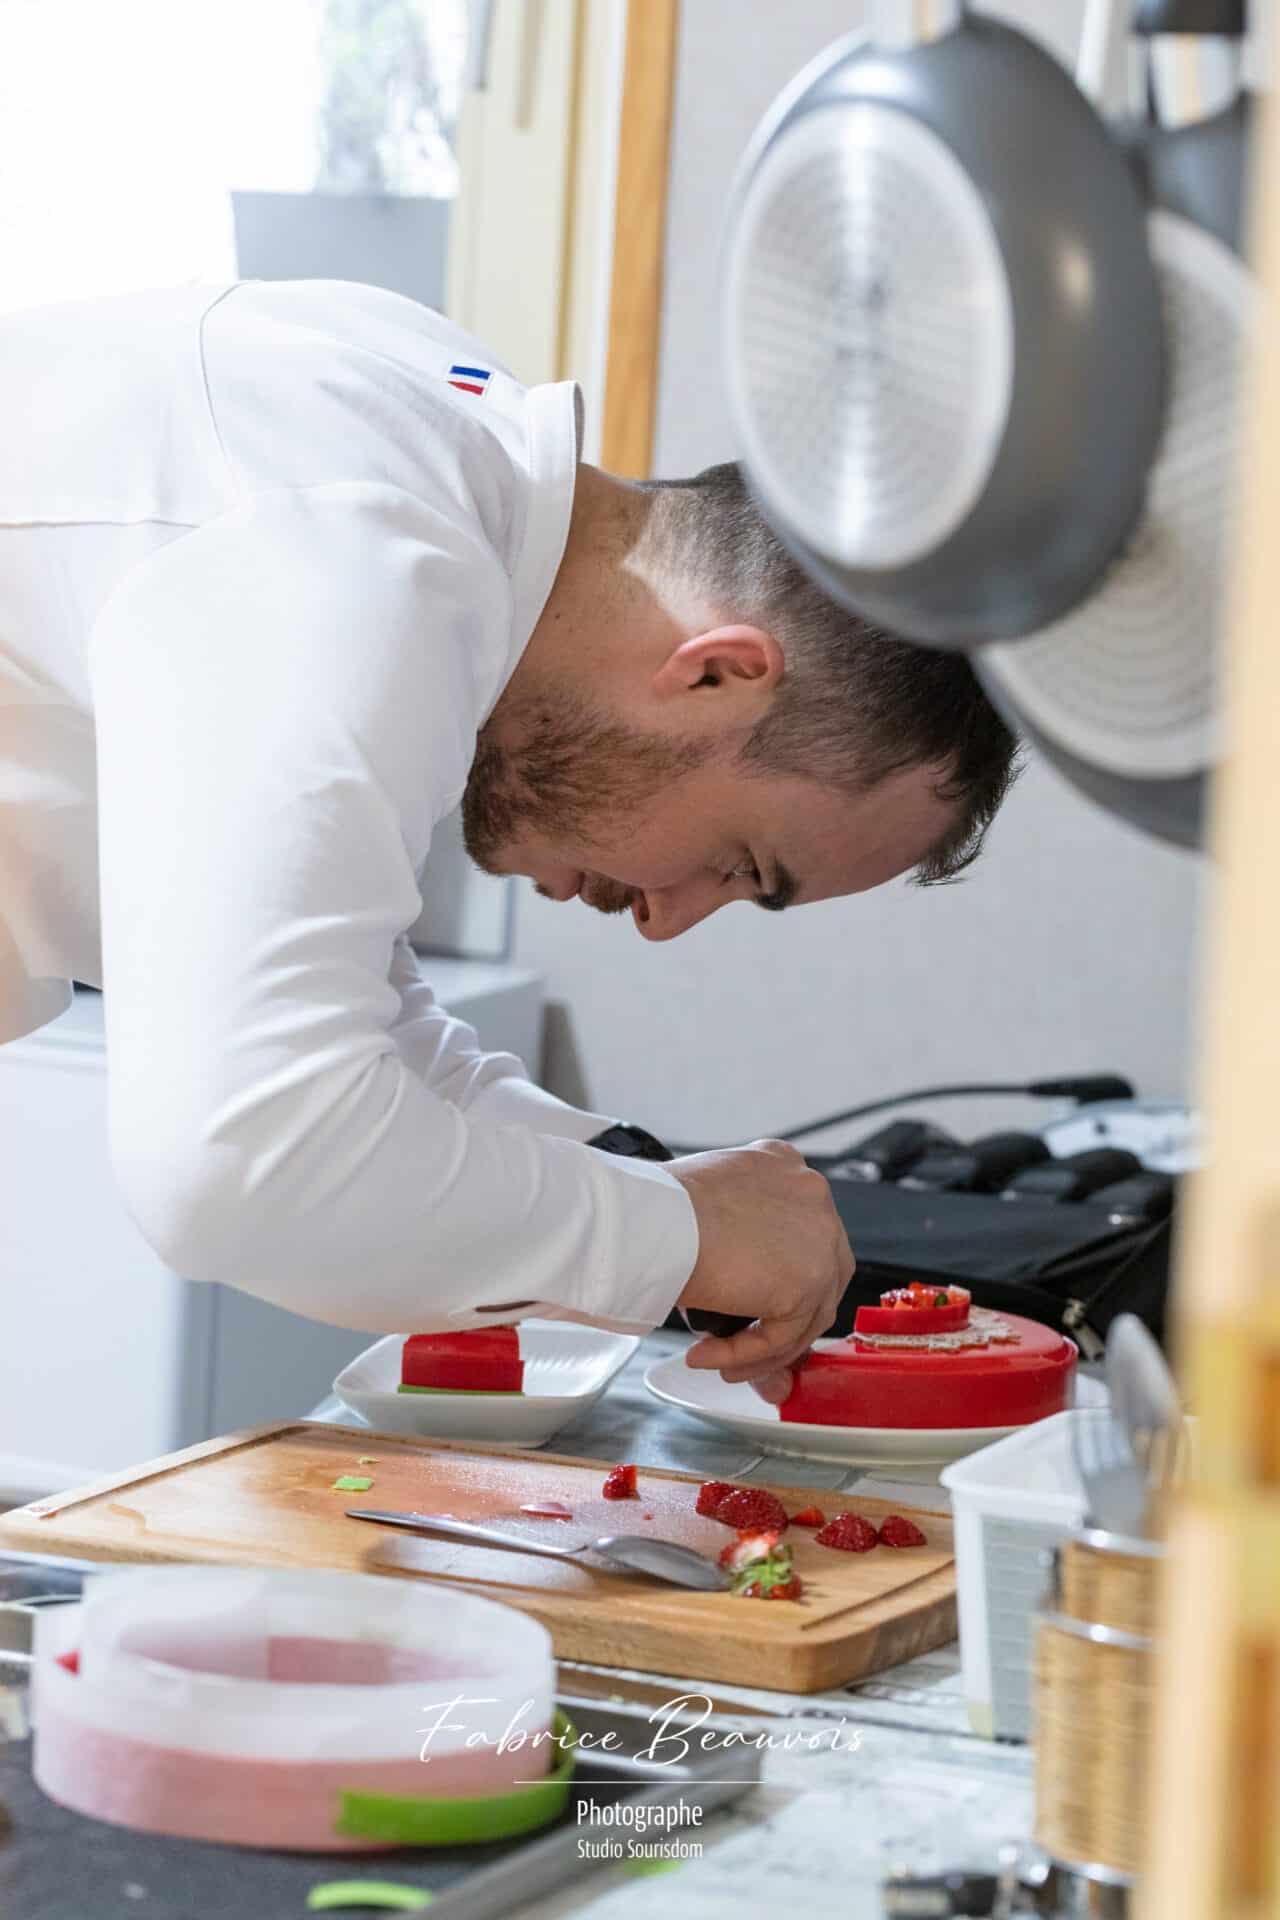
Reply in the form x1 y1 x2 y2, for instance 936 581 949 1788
650 625 785 700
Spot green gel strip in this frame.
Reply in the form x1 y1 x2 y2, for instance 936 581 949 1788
396 1385 522 1396
306 1882 433 1911
332 1476 374 1492
334 1711 577 1848
622 1855 687 1878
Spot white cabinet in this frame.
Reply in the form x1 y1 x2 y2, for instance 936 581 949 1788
0 968 544 1503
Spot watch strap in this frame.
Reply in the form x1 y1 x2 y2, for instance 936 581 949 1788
586 1125 753 1339
585 1122 674 1163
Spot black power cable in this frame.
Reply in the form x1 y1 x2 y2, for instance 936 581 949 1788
669 1074 1135 1156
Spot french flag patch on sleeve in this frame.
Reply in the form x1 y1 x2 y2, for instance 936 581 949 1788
447 363 491 397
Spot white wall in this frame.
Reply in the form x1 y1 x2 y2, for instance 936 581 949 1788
513 0 1233 1149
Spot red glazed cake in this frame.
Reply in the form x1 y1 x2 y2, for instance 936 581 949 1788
779 1284 1075 1430
398 1327 524 1395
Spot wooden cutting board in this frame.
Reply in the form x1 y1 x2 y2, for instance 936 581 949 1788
0 1422 956 1694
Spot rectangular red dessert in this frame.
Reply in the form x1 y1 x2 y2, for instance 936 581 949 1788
399 1328 524 1394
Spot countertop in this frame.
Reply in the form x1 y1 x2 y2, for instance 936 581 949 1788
312 1326 1038 1918
2 1328 1045 1920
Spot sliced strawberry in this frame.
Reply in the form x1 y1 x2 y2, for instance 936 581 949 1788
854 1283 971 1337
717 1528 784 1572
815 1511 880 1553
714 1487 789 1533
877 1514 927 1548
602 1463 639 1500
696 1479 737 1518
790 1506 826 1528
763 1575 804 1601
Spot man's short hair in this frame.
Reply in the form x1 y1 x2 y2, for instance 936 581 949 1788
637 461 1022 883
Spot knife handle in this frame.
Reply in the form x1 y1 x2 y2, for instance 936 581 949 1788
680 1307 755 1339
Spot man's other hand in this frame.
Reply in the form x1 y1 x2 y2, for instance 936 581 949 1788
668 1140 853 1401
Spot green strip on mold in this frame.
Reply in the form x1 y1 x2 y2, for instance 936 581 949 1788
306 1881 433 1911
334 1711 577 1848
395 1385 522 1396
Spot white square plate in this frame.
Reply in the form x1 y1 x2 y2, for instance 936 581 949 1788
332 1321 639 1447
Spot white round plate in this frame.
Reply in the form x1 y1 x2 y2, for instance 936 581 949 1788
333 1322 639 1447
644 1349 1107 1468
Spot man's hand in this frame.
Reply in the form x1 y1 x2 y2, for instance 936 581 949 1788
668 1140 854 1404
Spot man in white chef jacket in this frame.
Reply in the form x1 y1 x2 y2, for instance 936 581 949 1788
0 280 1018 1403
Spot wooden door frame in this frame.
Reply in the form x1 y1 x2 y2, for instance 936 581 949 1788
599 0 680 477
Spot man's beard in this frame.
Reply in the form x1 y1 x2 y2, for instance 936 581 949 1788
460 684 707 913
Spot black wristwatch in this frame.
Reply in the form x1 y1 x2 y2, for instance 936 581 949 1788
585 1122 674 1163
587 1123 752 1340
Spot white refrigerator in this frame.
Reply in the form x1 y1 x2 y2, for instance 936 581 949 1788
0 958 544 1504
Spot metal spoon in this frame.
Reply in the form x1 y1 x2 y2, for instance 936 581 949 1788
1106 1313 1180 1450
1105 1312 1188 1532
1071 1402 1147 1537
1072 1315 1186 1537
347 1508 731 1591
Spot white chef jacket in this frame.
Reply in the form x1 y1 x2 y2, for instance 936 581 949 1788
0 278 698 1335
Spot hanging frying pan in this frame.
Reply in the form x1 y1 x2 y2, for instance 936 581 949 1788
721 0 1255 848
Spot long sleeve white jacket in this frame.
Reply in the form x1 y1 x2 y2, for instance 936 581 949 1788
0 278 698 1336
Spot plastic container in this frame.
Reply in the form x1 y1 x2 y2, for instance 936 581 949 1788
33 1566 557 1849
939 1409 1096 1739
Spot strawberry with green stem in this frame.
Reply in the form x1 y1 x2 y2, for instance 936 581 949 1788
717 1530 804 1601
